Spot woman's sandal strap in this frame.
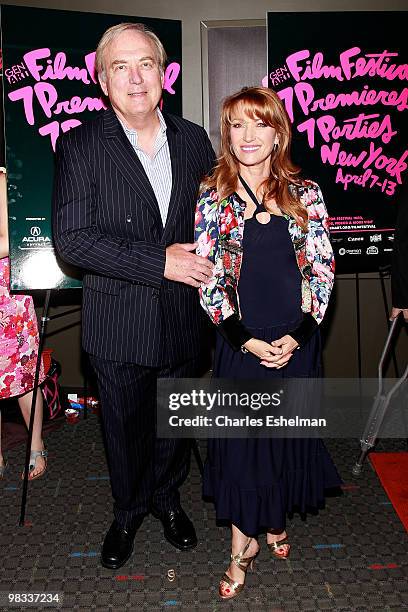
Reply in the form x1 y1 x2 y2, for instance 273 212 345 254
268 536 289 548
230 538 251 566
220 573 244 593
230 538 258 571
267 536 290 552
29 450 48 470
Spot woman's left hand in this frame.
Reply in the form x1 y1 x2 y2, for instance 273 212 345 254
260 335 299 369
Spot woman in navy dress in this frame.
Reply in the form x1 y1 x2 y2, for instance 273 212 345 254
195 87 341 600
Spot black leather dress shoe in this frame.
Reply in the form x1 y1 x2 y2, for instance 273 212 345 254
101 517 143 569
152 506 197 550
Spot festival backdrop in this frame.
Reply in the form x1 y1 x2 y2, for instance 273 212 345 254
1 5 182 289
267 11 407 273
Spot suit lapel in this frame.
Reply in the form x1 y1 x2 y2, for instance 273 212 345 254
162 114 186 242
100 109 163 229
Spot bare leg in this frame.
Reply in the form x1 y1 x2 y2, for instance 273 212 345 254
18 388 45 479
219 523 259 594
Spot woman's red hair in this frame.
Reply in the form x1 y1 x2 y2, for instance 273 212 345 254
201 87 308 228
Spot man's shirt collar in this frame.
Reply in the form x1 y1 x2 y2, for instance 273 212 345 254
119 108 167 145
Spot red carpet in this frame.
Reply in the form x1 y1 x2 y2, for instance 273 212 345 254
370 452 408 532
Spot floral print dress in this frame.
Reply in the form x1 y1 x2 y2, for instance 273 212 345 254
0 257 45 399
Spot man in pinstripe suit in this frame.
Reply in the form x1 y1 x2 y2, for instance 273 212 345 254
53 23 215 569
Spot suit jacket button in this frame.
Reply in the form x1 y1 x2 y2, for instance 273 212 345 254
152 291 159 299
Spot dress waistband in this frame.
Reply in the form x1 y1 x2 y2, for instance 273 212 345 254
244 316 304 336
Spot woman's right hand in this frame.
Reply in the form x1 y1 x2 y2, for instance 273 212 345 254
242 338 283 365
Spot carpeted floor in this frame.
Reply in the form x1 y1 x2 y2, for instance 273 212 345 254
0 414 407 611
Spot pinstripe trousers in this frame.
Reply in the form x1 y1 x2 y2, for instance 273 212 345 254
88 354 199 530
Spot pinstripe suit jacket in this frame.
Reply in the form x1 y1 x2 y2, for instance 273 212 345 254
52 108 215 366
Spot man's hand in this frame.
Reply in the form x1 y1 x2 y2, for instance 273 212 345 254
164 243 214 287
259 334 299 369
390 307 408 321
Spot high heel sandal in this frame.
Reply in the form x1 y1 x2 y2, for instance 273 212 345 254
21 449 48 481
219 537 259 600
267 532 291 559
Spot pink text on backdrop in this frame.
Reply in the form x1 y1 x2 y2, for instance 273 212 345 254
285 48 408 82
269 64 290 87
320 141 408 184
297 113 396 148
4 63 30 84
272 44 408 196
277 83 408 122
8 48 181 150
22 49 180 94
9 84 106 125
335 168 397 195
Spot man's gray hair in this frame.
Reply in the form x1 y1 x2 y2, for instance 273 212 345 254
96 22 167 80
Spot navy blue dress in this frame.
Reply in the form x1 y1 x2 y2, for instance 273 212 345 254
203 206 342 536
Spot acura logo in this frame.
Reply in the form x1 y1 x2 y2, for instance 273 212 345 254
30 226 41 236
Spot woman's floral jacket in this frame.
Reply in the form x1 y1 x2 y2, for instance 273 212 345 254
194 180 335 349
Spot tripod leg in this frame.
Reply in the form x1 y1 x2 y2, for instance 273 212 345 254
19 289 51 526
191 439 204 477
83 360 88 420
355 272 362 380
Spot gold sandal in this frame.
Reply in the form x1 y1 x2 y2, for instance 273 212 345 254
267 533 291 559
219 537 258 600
